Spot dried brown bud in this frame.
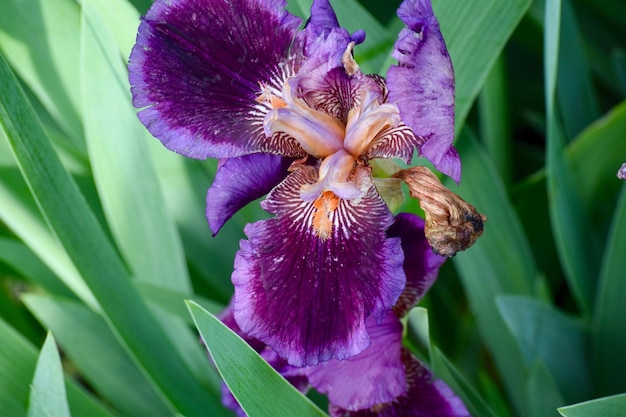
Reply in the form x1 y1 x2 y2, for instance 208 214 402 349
396 166 486 257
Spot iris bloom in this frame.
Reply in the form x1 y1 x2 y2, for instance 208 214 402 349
129 0 472 367
219 214 470 416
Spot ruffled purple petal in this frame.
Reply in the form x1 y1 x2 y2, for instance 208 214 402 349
232 167 406 366
306 0 365 45
308 0 340 35
386 0 460 183
331 349 471 417
387 213 447 317
206 153 293 235
129 0 303 159
306 311 406 411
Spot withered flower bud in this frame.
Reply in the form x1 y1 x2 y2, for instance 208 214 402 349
395 166 486 257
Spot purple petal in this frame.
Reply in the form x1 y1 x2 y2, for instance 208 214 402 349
206 153 293 235
306 0 365 45
232 167 406 366
129 0 303 159
387 213 447 317
306 311 406 410
308 0 340 35
331 349 471 417
386 0 460 183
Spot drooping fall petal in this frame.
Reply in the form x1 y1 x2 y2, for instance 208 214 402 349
306 311 406 411
331 350 471 417
231 167 405 366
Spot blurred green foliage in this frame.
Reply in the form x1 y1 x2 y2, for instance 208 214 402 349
0 0 625 416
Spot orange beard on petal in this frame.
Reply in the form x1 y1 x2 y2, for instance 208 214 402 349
312 191 340 241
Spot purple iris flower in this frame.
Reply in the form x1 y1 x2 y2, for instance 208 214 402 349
305 214 470 416
129 0 458 367
218 214 469 416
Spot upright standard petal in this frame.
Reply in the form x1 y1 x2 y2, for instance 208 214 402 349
386 0 460 182
306 311 406 411
232 167 405 367
387 213 447 317
331 350 471 417
206 153 293 235
129 0 303 159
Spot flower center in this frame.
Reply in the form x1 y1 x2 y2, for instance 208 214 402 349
258 48 402 240
262 79 400 200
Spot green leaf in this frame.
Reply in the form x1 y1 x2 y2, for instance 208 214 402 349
136 281 224 324
0 168 97 309
526 361 565 417
446 129 537 416
0 237 74 299
431 348 500 417
0 0 84 149
556 0 600 139
147 153 236 303
478 55 512 185
27 333 71 417
569 100 626 211
0 314 114 417
187 301 329 417
76 0 140 59
406 307 432 359
545 0 597 314
81 1 191 292
23 294 174 417
497 295 591 402
592 183 626 395
0 48 218 417
432 0 532 134
0 317 37 417
558 394 626 417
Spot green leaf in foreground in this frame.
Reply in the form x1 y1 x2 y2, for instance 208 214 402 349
187 301 328 417
0 50 217 417
27 333 71 417
558 394 626 417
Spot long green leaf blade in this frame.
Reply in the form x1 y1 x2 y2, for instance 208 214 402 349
0 0 84 148
24 295 173 417
592 183 626 395
432 0 532 133
558 394 626 417
0 50 218 417
545 0 597 313
187 301 329 417
447 129 536 416
497 295 590 402
81 1 190 292
27 333 71 417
